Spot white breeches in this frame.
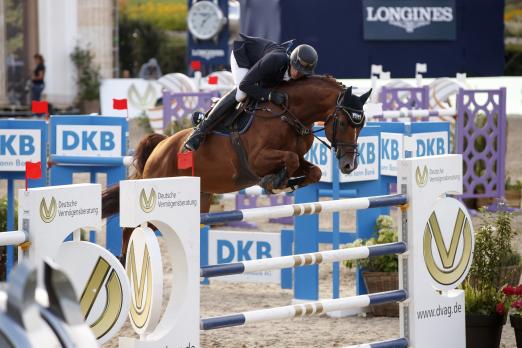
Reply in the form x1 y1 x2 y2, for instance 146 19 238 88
230 51 249 102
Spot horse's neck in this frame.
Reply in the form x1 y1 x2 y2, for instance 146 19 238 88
284 77 340 125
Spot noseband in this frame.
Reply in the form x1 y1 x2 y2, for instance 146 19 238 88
319 88 365 157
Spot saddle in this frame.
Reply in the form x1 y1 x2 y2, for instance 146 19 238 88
204 98 260 186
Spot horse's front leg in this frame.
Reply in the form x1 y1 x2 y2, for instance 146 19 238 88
291 157 323 188
251 149 300 193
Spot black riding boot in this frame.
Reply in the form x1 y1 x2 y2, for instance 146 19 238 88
184 88 238 151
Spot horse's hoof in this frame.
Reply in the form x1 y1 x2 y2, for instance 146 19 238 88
259 174 277 193
288 175 306 188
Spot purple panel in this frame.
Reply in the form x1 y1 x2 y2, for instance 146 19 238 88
380 86 430 110
456 88 507 200
162 91 220 130
378 86 430 122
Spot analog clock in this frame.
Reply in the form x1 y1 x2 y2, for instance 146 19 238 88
188 1 226 41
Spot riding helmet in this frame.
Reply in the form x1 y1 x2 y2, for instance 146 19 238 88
290 44 318 76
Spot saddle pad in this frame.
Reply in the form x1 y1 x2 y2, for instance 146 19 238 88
212 111 254 136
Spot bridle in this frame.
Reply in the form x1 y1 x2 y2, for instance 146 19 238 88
253 86 365 157
314 87 365 157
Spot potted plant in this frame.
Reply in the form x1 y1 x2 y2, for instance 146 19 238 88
463 207 518 348
497 284 522 348
344 215 399 317
505 177 522 209
70 45 101 113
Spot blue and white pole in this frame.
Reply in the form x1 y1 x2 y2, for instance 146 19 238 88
201 194 407 225
200 290 407 330
343 337 409 348
200 242 407 278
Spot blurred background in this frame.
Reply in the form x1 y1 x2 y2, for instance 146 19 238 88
0 0 520 115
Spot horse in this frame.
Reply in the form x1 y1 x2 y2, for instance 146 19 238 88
102 75 371 257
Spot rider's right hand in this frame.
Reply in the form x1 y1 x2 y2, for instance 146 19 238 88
268 90 286 106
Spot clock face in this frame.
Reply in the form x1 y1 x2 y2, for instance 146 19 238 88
188 1 225 40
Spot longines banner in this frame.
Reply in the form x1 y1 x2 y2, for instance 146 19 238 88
362 0 456 40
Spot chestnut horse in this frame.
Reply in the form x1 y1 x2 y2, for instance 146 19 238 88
102 75 371 257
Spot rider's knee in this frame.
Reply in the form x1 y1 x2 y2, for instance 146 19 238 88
236 89 247 102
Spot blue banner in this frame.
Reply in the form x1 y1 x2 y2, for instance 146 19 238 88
363 0 456 40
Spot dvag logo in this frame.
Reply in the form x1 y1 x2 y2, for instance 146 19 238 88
0 134 36 155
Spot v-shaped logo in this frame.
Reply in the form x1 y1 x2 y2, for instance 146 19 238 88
127 241 153 329
40 197 57 223
139 188 156 213
423 208 473 286
416 166 428 188
127 83 158 110
80 257 124 339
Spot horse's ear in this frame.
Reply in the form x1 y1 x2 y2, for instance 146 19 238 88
360 88 372 105
345 86 352 98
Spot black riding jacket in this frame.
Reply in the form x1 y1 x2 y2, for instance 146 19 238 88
232 34 290 102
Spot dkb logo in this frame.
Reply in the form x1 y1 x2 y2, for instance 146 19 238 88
40 197 57 223
80 257 125 339
423 208 473 287
415 166 428 187
139 188 157 213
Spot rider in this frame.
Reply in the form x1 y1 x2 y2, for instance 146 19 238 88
184 34 319 151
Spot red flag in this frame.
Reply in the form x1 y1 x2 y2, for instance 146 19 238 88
25 161 42 190
191 60 202 71
32 101 48 114
113 98 128 110
208 76 218 85
177 151 194 176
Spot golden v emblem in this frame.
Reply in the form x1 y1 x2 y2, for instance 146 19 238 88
423 199 474 288
415 165 428 187
40 197 57 223
127 241 153 329
139 188 157 213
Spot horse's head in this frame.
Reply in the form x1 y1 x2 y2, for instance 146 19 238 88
324 86 371 174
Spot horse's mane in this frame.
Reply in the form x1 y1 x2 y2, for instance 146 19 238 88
278 74 344 92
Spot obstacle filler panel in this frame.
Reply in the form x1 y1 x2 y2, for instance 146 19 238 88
457 88 507 200
0 119 48 274
119 177 200 348
162 91 219 130
50 115 129 256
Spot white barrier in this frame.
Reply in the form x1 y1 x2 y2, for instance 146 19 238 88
0 184 130 345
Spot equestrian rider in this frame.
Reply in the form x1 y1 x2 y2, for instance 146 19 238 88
184 34 319 151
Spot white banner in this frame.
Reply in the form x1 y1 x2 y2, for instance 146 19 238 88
208 230 281 283
55 125 122 157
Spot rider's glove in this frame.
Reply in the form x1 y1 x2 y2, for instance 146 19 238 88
268 90 286 106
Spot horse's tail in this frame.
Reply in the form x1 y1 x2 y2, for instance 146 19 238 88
102 133 167 220
130 133 167 179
